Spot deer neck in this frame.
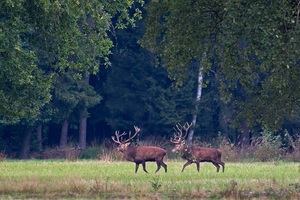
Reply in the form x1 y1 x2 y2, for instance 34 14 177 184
183 142 192 150
123 146 136 161
182 144 196 160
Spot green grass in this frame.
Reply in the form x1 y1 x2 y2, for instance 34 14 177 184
0 160 299 199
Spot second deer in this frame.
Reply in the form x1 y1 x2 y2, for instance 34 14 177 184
171 122 225 173
112 126 167 173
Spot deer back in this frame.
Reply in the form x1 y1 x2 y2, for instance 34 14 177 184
123 146 166 162
189 146 222 162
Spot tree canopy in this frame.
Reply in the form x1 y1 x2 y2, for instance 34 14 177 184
0 0 300 158
0 0 144 121
141 0 300 130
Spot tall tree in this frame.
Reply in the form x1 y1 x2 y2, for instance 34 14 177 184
103 23 196 136
140 0 223 140
0 0 144 155
141 0 300 134
74 75 101 150
52 72 101 149
78 75 90 150
0 0 144 121
218 0 300 131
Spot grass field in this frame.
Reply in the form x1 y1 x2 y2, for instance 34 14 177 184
0 160 299 199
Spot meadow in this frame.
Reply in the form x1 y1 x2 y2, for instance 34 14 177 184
0 160 299 199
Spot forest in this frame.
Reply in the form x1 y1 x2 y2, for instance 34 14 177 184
0 0 299 160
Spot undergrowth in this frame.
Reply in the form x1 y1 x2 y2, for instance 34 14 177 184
1 129 298 163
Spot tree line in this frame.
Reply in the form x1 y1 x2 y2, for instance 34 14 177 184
0 0 299 159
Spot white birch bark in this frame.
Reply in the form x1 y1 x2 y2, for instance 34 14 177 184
187 55 205 144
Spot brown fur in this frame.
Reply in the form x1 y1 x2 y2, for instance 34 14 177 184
172 142 225 172
118 143 167 173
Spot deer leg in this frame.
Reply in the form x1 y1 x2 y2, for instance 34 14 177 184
196 162 200 172
142 161 148 173
162 161 167 173
135 163 140 173
156 158 167 173
219 161 225 172
155 161 161 173
182 160 193 172
212 162 220 172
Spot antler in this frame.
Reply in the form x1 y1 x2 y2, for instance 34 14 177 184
111 126 141 144
111 131 127 144
170 122 192 143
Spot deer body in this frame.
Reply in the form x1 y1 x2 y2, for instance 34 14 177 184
112 126 167 173
120 145 167 173
171 122 225 173
172 143 224 172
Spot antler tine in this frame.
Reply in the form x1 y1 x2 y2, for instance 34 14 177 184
170 134 181 144
171 123 185 144
111 131 120 144
182 122 192 139
112 126 141 144
111 130 127 144
121 125 141 143
174 123 183 137
171 122 192 142
183 122 193 130
118 131 127 138
134 125 140 133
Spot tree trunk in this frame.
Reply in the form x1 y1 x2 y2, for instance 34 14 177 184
218 101 234 137
79 117 87 150
187 59 204 145
240 120 251 150
36 125 43 152
18 128 32 159
60 119 69 149
78 75 90 150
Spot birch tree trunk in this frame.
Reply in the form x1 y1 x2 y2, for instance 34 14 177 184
187 58 204 144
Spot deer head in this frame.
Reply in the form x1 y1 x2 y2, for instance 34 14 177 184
170 122 192 153
112 126 140 153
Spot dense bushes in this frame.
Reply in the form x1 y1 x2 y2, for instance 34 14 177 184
1 130 298 162
219 130 300 162
91 130 300 162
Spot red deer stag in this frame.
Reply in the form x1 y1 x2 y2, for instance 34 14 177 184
171 122 225 173
112 126 167 173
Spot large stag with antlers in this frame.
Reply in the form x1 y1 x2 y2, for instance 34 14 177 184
171 122 225 173
112 126 167 173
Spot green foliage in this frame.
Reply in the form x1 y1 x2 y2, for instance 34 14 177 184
103 23 196 134
80 146 101 159
0 0 144 121
282 130 300 162
252 130 283 161
219 0 300 130
149 176 162 192
141 0 218 86
52 72 101 123
141 0 300 131
0 0 53 120
218 129 300 162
